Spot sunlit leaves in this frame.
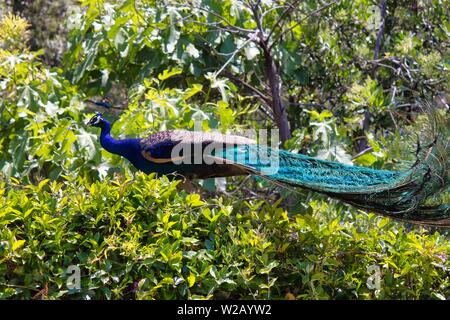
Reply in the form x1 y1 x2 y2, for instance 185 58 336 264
316 144 353 165
157 68 182 81
205 73 231 102
347 77 385 111
353 152 377 166
71 33 103 84
11 239 25 251
0 14 31 51
215 100 234 131
182 83 203 101
0 16 103 181
0 171 448 299
77 130 98 160
186 194 205 207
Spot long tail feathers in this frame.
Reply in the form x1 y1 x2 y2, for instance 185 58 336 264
220 104 449 226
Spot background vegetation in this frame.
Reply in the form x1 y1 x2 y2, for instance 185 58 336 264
0 0 449 299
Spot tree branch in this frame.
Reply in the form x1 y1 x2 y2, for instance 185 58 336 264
248 0 264 37
374 0 387 60
358 0 389 153
193 5 254 35
261 5 289 20
223 72 271 104
223 73 274 121
247 0 292 143
266 0 302 42
269 0 341 50
214 35 255 77
289 102 328 109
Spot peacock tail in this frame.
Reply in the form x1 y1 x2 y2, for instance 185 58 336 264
217 107 449 226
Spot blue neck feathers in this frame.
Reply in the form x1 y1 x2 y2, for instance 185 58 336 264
96 119 182 176
99 120 141 159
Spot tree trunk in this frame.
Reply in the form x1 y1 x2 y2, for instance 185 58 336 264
262 47 291 144
357 109 371 152
357 0 388 153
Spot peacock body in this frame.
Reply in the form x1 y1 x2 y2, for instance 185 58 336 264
87 107 449 226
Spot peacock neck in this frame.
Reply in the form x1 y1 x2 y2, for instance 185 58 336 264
99 121 137 157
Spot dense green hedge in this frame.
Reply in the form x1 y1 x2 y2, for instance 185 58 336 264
1 173 448 299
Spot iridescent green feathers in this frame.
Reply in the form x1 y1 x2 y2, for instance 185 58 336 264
217 107 449 226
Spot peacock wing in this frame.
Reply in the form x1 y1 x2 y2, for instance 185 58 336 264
139 130 256 164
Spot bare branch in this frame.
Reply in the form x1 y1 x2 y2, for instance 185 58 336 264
242 0 293 142
248 0 264 36
214 34 258 77
388 86 399 130
223 72 271 104
258 105 275 121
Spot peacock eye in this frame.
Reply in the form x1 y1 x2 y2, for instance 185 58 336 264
92 115 101 124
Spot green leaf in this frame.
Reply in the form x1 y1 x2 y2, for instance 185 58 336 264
309 110 333 121
186 43 200 58
259 261 279 274
354 152 377 166
183 84 203 101
158 68 182 81
187 272 196 288
186 194 205 207
165 26 180 54
37 179 50 191
216 100 234 131
12 240 25 251
202 208 212 221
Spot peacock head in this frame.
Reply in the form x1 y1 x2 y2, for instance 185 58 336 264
87 112 107 128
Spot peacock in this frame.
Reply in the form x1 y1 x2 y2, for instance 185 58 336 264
86 103 449 226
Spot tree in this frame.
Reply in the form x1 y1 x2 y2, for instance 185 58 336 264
65 0 448 158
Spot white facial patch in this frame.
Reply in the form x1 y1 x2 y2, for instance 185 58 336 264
92 116 101 124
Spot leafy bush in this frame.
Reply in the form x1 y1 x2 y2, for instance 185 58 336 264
0 14 103 182
1 173 449 300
